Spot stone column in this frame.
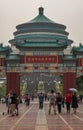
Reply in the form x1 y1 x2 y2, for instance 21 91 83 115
63 72 76 97
6 72 20 96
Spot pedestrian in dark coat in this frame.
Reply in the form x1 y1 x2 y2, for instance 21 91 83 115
56 92 62 114
71 92 78 114
38 92 44 109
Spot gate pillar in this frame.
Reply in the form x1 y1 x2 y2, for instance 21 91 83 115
63 72 76 96
6 72 20 96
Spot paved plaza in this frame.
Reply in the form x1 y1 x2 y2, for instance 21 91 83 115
0 100 83 130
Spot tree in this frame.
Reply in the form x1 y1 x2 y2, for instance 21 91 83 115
0 83 6 97
76 75 83 93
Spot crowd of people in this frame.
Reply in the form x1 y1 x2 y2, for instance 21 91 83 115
48 90 78 114
38 89 79 115
1 89 82 117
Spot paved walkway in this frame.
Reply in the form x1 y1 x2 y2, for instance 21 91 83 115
0 101 83 130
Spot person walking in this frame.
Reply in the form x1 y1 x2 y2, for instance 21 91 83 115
56 92 62 114
65 93 71 113
38 92 44 109
15 95 19 116
25 94 30 106
71 92 78 114
7 92 12 115
10 93 17 116
48 90 56 115
62 96 65 108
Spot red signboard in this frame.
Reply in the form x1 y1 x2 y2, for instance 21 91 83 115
25 56 58 63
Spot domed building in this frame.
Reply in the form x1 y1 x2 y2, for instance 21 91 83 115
2 7 82 96
9 7 73 50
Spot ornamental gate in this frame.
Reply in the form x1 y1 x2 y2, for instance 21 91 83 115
6 53 77 96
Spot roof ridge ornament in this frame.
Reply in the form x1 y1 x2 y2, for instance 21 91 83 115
39 7 44 15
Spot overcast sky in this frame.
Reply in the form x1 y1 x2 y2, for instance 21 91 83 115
0 0 83 46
